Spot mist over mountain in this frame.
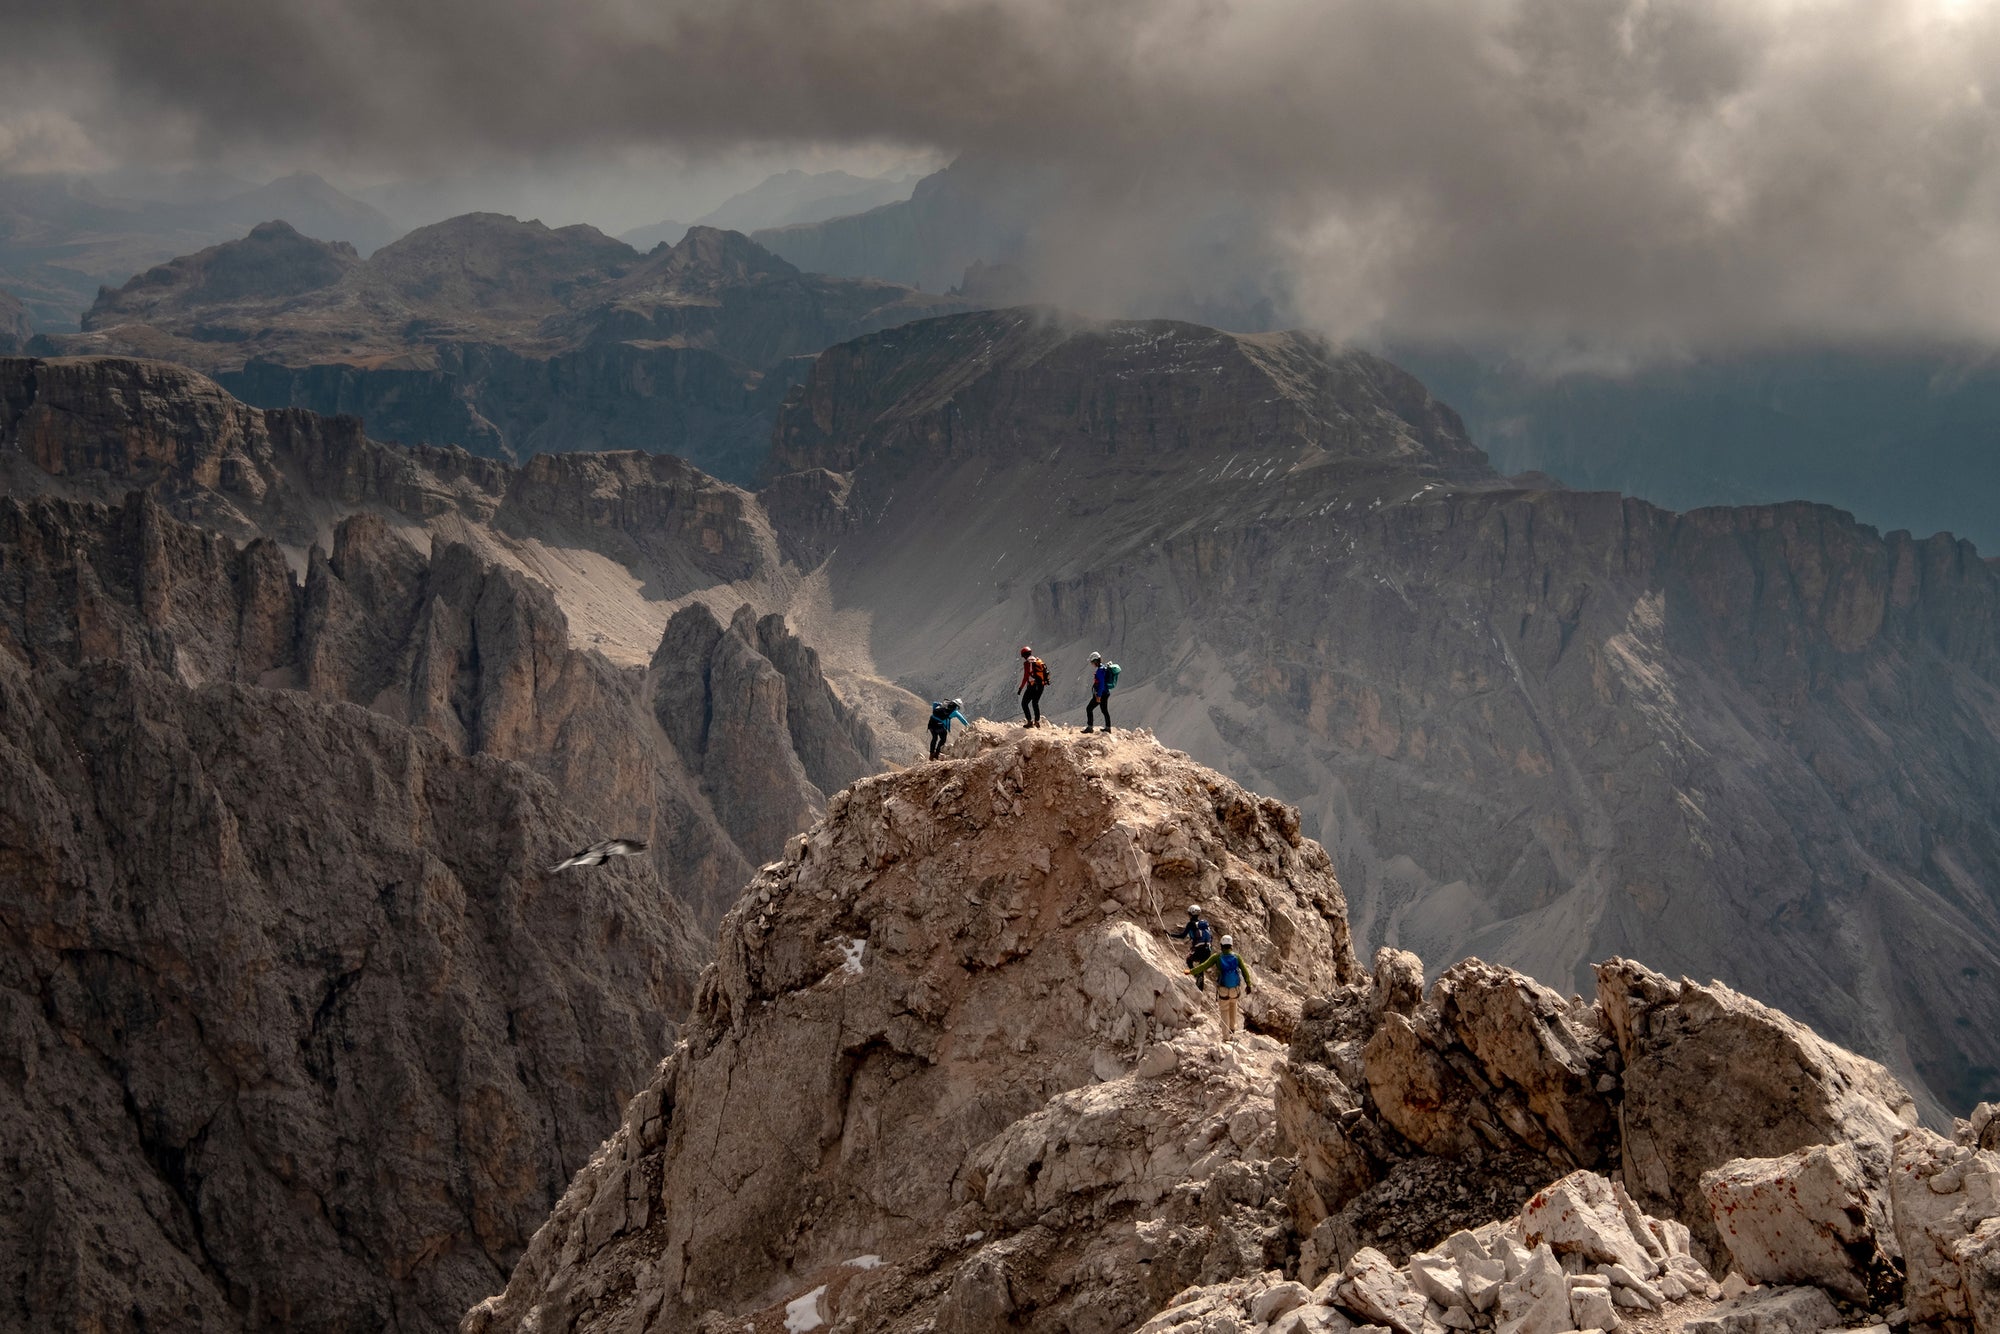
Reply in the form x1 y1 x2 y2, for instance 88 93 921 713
1392 346 2000 556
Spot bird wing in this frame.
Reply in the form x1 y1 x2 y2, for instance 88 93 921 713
606 838 648 856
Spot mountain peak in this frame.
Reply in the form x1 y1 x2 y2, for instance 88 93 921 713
653 224 798 282
84 220 359 326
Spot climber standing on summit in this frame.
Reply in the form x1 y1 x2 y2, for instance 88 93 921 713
1083 651 1118 733
927 697 969 761
1017 646 1049 728
1187 935 1255 1037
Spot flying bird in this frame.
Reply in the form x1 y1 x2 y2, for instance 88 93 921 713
547 838 649 873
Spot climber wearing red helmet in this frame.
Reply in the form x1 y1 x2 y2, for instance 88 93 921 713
1016 645 1049 728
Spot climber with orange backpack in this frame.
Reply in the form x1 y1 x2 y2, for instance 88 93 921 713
1017 646 1049 728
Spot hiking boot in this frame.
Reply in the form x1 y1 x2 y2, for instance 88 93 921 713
1082 726 1095 733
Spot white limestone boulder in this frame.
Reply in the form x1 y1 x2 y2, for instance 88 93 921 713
1699 1142 1899 1304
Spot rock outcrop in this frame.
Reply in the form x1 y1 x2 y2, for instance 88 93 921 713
465 727 1359 1333
51 218 974 482
1140 1167 1722 1334
761 307 2000 1118
1889 1128 2000 1326
1276 952 1917 1282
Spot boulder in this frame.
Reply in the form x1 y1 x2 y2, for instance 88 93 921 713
1596 959 1919 1260
1890 1128 2000 1325
1434 961 1618 1168
1494 1243 1574 1334
1965 1103 2000 1154
1372 948 1426 1018
1699 1141 1900 1304
1568 1284 1619 1331
1337 1247 1431 1334
1682 1285 1843 1334
1519 1172 1660 1278
1409 1251 1469 1310
1443 1231 1508 1312
1252 1281 1314 1324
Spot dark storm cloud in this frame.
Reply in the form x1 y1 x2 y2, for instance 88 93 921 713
7 0 2000 346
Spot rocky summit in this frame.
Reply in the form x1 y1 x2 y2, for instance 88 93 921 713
466 725 1361 1334
461 726 2000 1334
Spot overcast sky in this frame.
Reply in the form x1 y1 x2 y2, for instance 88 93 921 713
6 0 2000 350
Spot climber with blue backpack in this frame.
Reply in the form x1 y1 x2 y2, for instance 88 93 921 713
1083 651 1120 732
1186 935 1255 1037
928 697 969 761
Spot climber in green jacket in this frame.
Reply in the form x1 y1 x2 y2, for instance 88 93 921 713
1187 936 1255 1037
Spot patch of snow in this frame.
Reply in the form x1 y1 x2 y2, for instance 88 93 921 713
845 1254 884 1269
840 938 866 975
784 1286 829 1333
963 1230 986 1243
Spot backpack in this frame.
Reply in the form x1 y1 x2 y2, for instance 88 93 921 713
931 701 953 724
1190 919 1214 949
1214 953 1245 988
1104 663 1121 690
1027 657 1050 687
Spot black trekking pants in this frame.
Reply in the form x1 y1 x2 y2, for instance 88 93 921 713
1020 683 1043 723
928 722 948 760
1086 691 1110 729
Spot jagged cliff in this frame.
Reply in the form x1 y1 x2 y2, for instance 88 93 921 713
0 491 711 1330
761 308 2000 1117
463 728 1995 1334
0 363 909 1327
43 218 974 482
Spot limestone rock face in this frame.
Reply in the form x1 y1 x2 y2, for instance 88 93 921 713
1888 1128 2000 1325
0 484 897 1328
464 728 1359 1333
649 601 874 920
0 356 774 628
1275 954 1922 1282
0 531 707 1328
1600 959 1918 1260
1699 1143 1901 1304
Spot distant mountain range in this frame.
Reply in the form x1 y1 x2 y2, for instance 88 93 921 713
41 214 974 481
0 169 400 331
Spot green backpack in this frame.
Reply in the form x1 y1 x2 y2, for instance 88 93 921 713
1105 663 1121 689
